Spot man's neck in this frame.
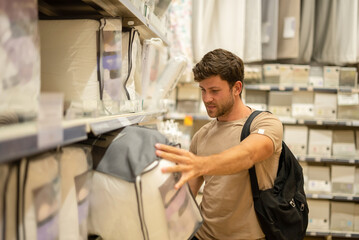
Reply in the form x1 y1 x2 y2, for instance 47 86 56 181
217 100 251 122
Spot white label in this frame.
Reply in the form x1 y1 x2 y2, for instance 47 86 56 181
333 144 356 157
309 145 331 157
258 129 265 134
264 65 280 76
37 93 64 148
269 106 291 117
292 104 314 118
324 67 340 88
309 76 324 87
338 93 359 106
308 218 329 230
314 106 336 119
247 103 267 111
287 143 306 156
308 180 331 193
283 17 296 39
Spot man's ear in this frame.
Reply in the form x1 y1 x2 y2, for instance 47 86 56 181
233 81 243 96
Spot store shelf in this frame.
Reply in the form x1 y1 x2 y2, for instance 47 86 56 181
306 193 359 202
0 110 165 163
245 84 359 93
331 231 359 238
279 117 358 127
165 112 213 121
38 0 169 45
87 110 166 135
297 156 358 164
306 231 331 237
166 112 359 127
0 121 87 164
307 231 359 238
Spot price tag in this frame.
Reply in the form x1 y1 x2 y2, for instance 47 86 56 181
337 93 359 106
308 180 331 193
283 17 296 39
37 93 64 149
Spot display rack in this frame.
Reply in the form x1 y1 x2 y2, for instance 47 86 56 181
166 112 212 121
306 193 359 202
245 84 359 93
38 0 170 45
0 110 165 164
298 156 359 164
307 231 359 239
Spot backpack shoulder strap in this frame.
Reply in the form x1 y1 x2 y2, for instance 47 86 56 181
240 110 263 141
241 110 265 200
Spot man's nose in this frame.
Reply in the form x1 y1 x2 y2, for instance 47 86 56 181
202 93 213 103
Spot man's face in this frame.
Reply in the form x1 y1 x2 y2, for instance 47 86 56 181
199 75 235 118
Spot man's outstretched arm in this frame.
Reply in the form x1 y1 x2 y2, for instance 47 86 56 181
155 133 274 189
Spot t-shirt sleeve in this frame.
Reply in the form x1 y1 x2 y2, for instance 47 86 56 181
189 131 199 154
249 112 283 153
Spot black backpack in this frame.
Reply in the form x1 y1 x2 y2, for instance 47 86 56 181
241 110 309 240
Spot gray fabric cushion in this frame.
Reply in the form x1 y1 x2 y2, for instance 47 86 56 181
95 125 169 182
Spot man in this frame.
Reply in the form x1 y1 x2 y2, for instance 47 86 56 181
155 49 283 239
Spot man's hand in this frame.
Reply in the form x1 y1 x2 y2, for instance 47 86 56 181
155 143 205 190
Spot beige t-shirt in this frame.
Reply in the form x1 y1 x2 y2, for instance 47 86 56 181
190 111 283 240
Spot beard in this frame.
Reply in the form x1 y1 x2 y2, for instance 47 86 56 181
205 94 235 118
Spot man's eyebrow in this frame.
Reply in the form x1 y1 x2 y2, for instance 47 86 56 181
199 86 221 90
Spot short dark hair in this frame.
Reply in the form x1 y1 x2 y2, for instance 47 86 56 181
192 48 244 88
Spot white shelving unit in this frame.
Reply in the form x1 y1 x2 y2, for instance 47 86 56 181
245 84 359 93
0 110 166 163
38 0 170 45
0 0 170 165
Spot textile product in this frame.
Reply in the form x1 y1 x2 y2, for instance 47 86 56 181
314 0 359 65
146 56 187 110
261 0 279 60
192 0 245 62
4 164 18 240
39 19 123 117
244 0 262 62
100 19 123 114
0 0 40 123
192 0 215 62
95 126 169 181
0 164 9 239
88 126 202 240
20 153 60 240
122 28 142 101
190 110 283 239
313 0 337 63
168 0 194 82
277 0 300 59
141 38 167 105
40 20 100 117
293 0 315 63
335 0 358 64
120 28 142 112
59 147 92 240
357 2 359 63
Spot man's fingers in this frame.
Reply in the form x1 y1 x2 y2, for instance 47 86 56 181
155 143 186 155
174 177 187 190
156 150 188 164
161 164 190 174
